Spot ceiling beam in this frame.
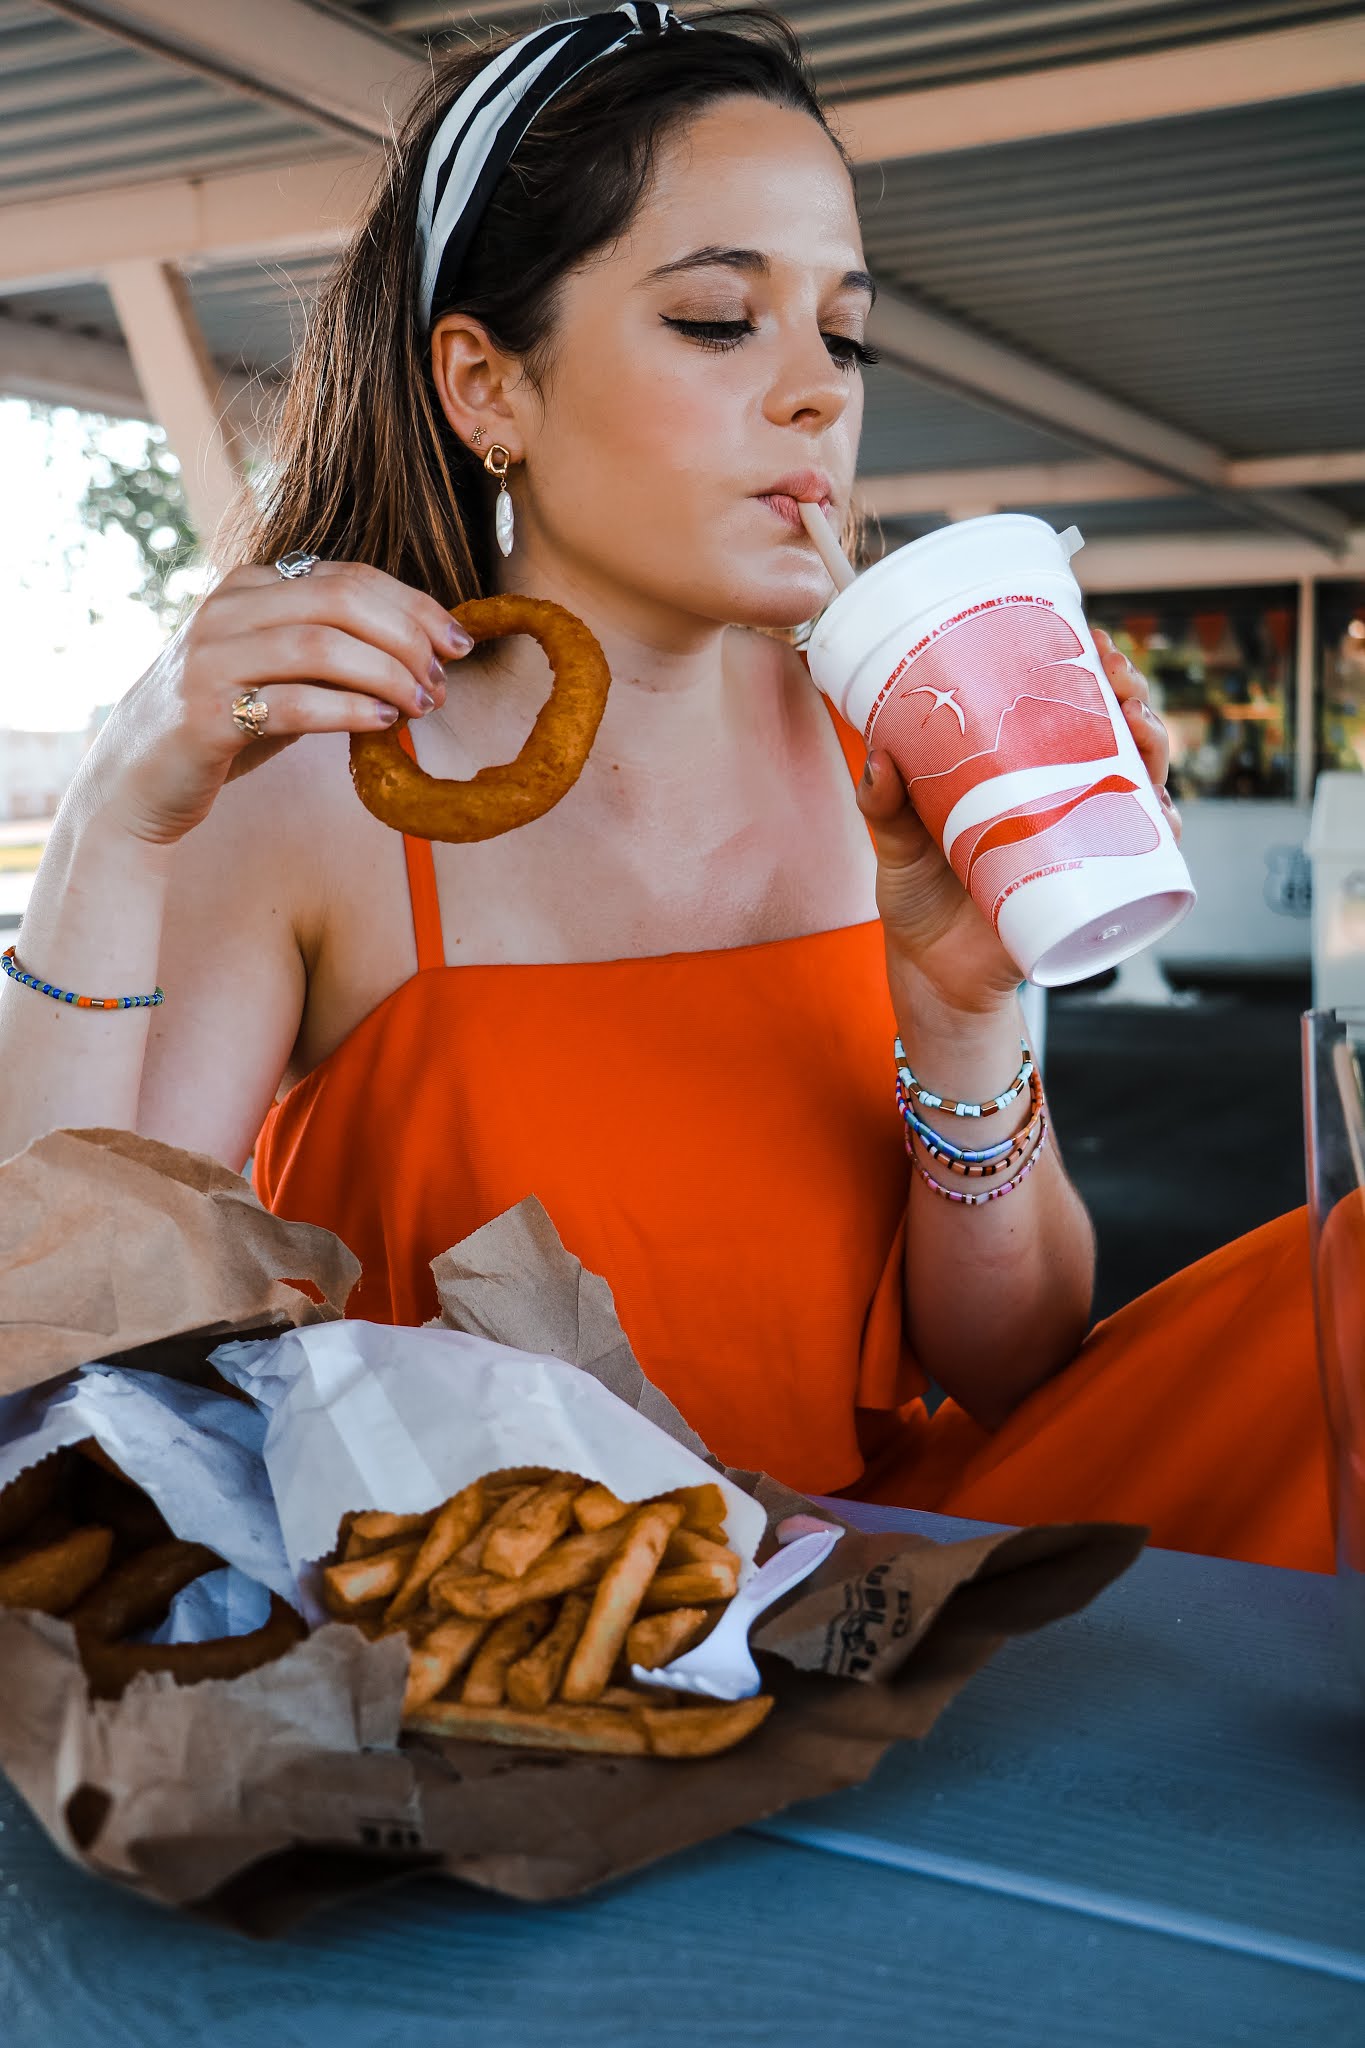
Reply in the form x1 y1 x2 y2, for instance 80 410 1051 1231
1230 450 1365 491
840 18 1365 162
0 308 274 449
858 461 1181 520
34 0 429 145
0 153 372 295
865 288 1351 555
859 452 1365 521
1072 527 1365 594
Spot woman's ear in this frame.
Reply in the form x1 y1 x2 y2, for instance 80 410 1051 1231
430 314 523 456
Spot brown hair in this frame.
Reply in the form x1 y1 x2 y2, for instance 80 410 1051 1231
224 8 849 603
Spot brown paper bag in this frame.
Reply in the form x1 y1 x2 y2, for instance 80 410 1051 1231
0 1130 1145 1933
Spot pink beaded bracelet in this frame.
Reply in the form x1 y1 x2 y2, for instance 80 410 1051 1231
913 1112 1050 1205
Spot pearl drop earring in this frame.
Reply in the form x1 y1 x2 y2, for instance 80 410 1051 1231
483 444 515 558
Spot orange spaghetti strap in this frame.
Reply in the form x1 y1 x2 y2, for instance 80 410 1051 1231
395 726 446 972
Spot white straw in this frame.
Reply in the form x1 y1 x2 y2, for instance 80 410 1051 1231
799 501 857 592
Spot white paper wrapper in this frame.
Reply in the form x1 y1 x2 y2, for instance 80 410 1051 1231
0 1365 296 1606
211 1320 767 1617
143 1565 273 1645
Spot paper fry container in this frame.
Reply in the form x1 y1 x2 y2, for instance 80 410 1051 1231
807 515 1195 986
0 1129 1146 1933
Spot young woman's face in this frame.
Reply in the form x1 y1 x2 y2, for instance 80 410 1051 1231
508 95 872 634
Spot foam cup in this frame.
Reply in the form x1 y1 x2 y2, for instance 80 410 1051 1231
806 514 1195 986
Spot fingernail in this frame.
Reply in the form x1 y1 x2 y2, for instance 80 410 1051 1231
415 685 436 713
446 620 475 655
428 654 447 690
861 755 873 786
376 704 400 725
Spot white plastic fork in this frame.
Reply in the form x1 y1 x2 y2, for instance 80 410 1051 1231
629 1525 843 1700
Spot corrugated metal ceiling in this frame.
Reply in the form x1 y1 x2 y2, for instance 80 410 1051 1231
349 1 1363 96
856 88 1365 458
0 0 329 203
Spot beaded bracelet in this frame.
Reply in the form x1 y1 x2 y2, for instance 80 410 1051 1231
914 1112 1050 1206
909 1121 1033 1180
894 1033 1033 1119
1 945 164 1010
896 1066 1044 1167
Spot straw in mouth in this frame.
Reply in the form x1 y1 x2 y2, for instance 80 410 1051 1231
798 500 856 592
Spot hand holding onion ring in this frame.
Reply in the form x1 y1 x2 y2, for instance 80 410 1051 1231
348 593 611 843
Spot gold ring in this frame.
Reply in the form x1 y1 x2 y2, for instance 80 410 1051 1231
231 689 268 739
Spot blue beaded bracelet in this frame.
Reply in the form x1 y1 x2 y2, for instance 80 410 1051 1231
896 1068 1043 1165
2 945 164 1010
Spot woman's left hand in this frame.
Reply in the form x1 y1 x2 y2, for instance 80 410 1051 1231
855 624 1182 1015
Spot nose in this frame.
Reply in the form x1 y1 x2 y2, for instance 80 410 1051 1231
762 318 853 436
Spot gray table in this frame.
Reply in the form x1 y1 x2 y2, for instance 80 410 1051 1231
3 1505 1362 2048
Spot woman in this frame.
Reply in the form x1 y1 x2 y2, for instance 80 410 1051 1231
0 8 1331 1570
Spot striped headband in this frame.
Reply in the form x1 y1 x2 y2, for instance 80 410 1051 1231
416 5 690 327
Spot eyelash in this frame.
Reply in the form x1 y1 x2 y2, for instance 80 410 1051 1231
663 317 880 371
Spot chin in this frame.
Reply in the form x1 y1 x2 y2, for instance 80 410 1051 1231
712 563 833 634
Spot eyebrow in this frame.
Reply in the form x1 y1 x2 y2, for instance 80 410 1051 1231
640 246 876 301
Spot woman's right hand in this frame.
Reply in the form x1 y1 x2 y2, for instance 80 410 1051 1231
83 560 475 846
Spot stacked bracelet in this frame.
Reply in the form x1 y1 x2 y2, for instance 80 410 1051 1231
894 1034 1033 1119
1 945 164 1010
894 1033 1047 1204
897 1067 1045 1177
914 1112 1050 1205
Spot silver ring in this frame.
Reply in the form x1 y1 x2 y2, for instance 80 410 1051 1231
275 550 319 580
231 688 268 739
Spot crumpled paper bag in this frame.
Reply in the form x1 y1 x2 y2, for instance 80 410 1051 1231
0 1128 1145 1933
0 1126 356 1394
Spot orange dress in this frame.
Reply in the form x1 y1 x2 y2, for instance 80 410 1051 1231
255 713 1334 1573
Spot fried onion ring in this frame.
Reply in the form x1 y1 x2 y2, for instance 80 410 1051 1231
77 1594 307 1700
348 593 611 843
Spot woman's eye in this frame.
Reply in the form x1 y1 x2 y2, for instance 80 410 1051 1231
662 318 754 352
823 334 880 371
663 317 880 372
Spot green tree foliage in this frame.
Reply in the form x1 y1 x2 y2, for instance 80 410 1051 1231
78 421 198 627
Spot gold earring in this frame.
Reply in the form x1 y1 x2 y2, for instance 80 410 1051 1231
484 443 515 558
470 425 485 447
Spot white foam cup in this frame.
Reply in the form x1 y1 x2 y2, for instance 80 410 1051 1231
806 514 1195 987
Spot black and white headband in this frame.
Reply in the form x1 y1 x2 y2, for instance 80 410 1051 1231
416 5 689 328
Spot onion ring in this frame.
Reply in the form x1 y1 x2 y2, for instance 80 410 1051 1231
77 1594 307 1700
349 593 611 843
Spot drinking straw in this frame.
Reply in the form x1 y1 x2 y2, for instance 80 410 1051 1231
798 501 857 592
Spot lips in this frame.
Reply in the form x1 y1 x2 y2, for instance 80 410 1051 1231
757 470 836 532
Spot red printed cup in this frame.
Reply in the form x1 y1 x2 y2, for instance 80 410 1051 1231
807 515 1195 986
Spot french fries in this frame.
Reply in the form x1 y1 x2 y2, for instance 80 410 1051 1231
402 1614 490 1714
323 1469 769 1760
461 1602 554 1706
560 1503 682 1703
506 1592 590 1709
321 1541 422 1616
572 1483 629 1533
625 1606 711 1671
638 1561 740 1612
386 1481 487 1623
481 1475 582 1579
663 1528 741 1571
434 1523 629 1618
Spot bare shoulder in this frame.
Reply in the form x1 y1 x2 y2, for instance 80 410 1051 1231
169 730 363 951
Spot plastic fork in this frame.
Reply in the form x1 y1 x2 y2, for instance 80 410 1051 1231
629 1525 843 1700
